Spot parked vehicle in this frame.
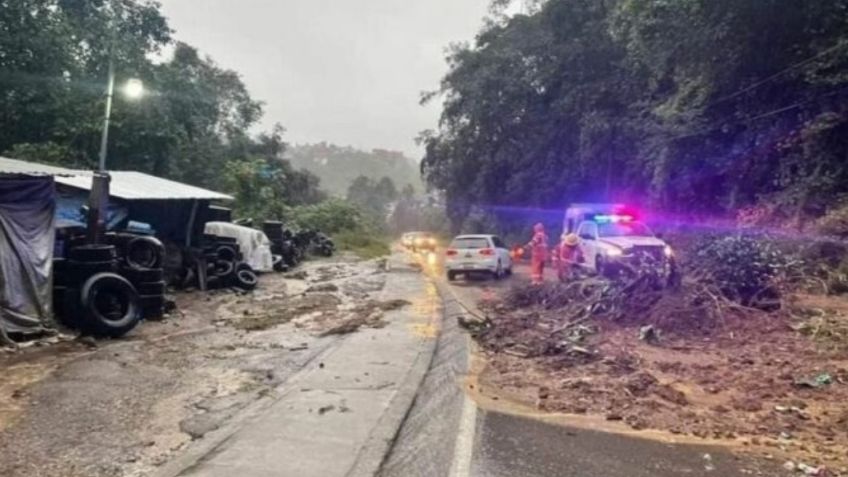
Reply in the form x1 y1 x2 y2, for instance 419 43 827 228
444 234 512 281
566 204 675 278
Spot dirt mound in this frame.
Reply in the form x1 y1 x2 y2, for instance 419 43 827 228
473 279 848 472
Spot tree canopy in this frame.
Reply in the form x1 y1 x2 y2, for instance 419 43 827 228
422 0 848 231
0 0 322 209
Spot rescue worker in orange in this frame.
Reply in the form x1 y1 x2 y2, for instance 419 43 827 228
527 223 548 285
557 233 583 282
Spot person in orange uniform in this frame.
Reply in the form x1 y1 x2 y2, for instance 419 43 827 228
527 223 548 285
557 233 583 282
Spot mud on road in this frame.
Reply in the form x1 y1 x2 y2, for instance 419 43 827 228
0 256 393 477
472 280 848 475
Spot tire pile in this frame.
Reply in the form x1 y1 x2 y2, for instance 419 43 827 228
263 221 335 269
175 234 258 291
204 234 259 291
263 221 299 271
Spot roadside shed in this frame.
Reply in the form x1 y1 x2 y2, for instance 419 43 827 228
0 156 234 340
55 171 234 246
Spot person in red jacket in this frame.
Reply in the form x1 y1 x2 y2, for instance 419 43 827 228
527 223 548 285
557 233 583 282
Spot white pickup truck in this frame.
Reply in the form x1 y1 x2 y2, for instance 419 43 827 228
563 204 674 277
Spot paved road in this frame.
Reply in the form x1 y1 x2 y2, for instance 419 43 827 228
391 249 789 477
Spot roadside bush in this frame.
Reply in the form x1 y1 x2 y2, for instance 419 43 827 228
287 199 365 234
287 199 390 259
817 205 848 238
692 235 801 305
333 230 390 259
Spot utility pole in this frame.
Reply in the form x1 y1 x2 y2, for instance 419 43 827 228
98 57 115 172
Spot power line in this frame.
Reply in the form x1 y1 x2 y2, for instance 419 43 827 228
665 83 848 143
704 40 848 109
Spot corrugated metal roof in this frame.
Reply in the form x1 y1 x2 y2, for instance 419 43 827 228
0 156 89 177
56 171 233 201
0 156 232 201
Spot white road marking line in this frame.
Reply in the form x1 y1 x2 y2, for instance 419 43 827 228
449 391 478 477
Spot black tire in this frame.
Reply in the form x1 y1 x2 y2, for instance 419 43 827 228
447 271 457 281
139 294 166 319
493 261 503 280
59 287 81 328
52 285 67 319
69 244 117 262
216 245 238 262
233 269 258 290
54 258 70 286
125 236 165 270
78 273 141 337
135 281 166 296
235 261 253 273
69 260 119 281
214 259 235 278
121 267 164 284
595 256 606 277
206 275 222 289
272 255 285 272
178 267 197 289
104 232 137 248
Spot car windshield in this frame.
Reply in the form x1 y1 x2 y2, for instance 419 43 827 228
451 238 490 249
597 222 652 237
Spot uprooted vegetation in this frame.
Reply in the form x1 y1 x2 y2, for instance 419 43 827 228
470 234 848 472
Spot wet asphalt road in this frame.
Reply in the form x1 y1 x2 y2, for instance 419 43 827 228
406 250 790 477
472 410 784 477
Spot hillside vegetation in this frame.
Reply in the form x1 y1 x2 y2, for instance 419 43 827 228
422 0 848 233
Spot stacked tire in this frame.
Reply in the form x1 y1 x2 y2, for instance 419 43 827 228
201 235 257 291
117 235 167 320
262 221 292 271
62 244 142 337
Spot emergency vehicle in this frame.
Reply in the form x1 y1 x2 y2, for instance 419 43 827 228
563 204 674 276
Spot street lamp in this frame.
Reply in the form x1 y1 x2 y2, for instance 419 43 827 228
97 59 144 172
123 78 145 100
88 58 144 244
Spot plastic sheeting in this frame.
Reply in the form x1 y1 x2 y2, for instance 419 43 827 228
0 177 56 339
204 222 273 272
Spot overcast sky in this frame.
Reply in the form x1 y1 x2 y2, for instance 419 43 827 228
157 0 494 159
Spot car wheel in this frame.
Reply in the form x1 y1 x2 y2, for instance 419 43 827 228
493 261 503 280
595 255 606 276
447 271 456 281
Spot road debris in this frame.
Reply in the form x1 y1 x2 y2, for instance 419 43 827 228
471 246 848 471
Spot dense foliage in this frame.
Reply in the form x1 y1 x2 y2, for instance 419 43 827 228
0 0 322 201
693 235 799 305
422 0 848 231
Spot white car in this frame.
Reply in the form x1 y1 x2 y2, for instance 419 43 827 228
575 218 674 275
445 234 512 281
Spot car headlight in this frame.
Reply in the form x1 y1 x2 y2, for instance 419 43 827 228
607 248 623 257
664 245 674 258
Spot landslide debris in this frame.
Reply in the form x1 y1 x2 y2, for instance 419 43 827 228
471 236 848 472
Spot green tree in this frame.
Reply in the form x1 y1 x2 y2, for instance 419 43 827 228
423 0 848 231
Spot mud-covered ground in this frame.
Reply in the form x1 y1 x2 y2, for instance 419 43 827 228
0 255 394 477
474 284 848 475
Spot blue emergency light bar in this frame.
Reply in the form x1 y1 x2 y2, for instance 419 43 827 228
592 214 634 223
